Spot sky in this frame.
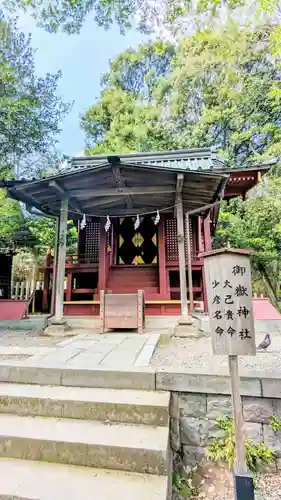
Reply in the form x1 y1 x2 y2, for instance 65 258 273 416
18 14 145 157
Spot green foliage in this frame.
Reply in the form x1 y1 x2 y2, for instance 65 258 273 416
3 0 146 34
214 178 281 306
26 218 77 255
270 416 281 432
172 470 199 499
206 417 275 485
0 11 72 254
81 41 178 154
82 26 281 167
0 11 71 177
166 25 281 166
0 189 23 242
3 0 280 42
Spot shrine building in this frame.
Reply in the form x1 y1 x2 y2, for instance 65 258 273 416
2 148 267 322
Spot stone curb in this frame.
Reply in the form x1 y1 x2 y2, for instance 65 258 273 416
0 363 156 390
0 362 281 397
154 369 281 399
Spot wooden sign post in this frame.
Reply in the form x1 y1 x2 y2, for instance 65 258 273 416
202 248 255 500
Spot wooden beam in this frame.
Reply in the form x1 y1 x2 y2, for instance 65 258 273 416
54 197 68 322
82 196 124 209
176 194 188 318
74 207 172 217
50 218 59 315
49 180 83 215
174 173 184 216
70 186 175 198
112 166 132 209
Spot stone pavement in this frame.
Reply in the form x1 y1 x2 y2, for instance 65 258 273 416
0 332 160 369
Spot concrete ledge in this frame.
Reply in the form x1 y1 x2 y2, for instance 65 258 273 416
1 362 281 397
0 458 168 500
0 364 156 390
0 384 169 426
61 366 156 390
0 364 62 386
0 413 168 475
155 369 262 397
0 317 48 331
261 375 281 398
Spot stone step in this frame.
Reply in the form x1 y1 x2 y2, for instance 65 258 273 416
0 458 167 500
0 413 168 475
0 363 155 390
0 383 169 426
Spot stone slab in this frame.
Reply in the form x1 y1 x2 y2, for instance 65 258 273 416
242 397 273 423
0 383 169 426
0 364 62 386
134 344 158 367
0 317 47 331
0 458 167 500
98 334 139 345
145 334 160 346
101 348 142 367
180 393 207 418
56 334 88 347
155 369 262 396
261 376 281 398
206 395 232 420
0 347 54 356
0 363 156 390
67 352 109 366
38 348 82 364
66 339 99 349
0 414 168 475
61 366 156 390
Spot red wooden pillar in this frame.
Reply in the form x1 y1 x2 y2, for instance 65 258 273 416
66 273 72 301
202 216 212 312
158 218 169 299
98 219 106 294
198 216 204 254
66 256 73 302
203 216 212 251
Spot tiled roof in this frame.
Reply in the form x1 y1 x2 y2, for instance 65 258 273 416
67 148 226 173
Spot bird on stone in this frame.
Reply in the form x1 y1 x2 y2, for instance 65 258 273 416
257 333 271 351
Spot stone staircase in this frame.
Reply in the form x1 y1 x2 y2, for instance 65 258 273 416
0 379 170 499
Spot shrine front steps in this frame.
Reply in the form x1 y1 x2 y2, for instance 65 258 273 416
0 383 170 499
0 458 167 500
0 364 156 390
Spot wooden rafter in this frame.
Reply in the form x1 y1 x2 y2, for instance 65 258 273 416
69 186 175 198
112 166 132 209
49 180 83 215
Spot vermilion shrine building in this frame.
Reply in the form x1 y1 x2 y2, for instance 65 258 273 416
3 149 267 322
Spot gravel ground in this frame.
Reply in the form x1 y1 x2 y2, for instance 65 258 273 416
189 467 281 500
0 329 61 347
151 331 281 375
255 473 281 500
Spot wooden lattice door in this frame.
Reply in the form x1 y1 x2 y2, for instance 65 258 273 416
165 216 196 261
78 219 100 263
